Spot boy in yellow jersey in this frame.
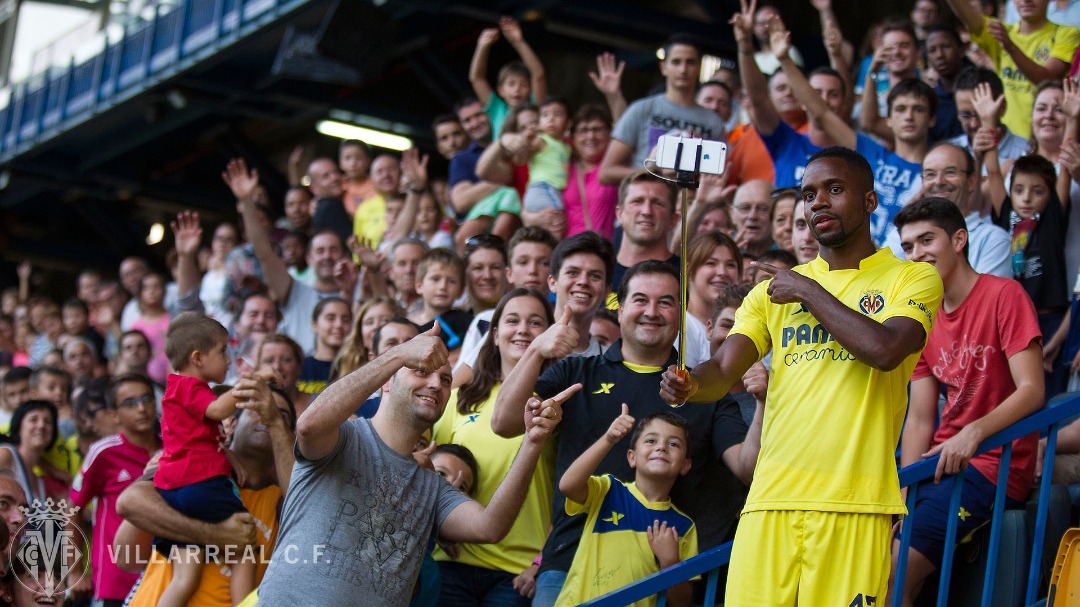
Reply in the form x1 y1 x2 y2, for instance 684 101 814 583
555 406 696 607
661 146 944 606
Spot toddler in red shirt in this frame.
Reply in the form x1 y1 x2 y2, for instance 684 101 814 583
154 312 270 607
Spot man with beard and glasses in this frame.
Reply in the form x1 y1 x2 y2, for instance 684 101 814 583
661 147 943 607
884 142 1011 276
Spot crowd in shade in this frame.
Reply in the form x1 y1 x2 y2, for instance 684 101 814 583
0 1 1078 605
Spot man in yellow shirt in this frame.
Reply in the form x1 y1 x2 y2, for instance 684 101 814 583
945 0 1080 137
661 147 944 606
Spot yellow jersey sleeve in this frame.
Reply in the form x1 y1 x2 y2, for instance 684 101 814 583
877 261 943 343
566 474 610 516
729 280 772 360
970 16 1003 65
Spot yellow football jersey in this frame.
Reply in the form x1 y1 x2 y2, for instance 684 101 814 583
432 385 555 574
730 249 942 514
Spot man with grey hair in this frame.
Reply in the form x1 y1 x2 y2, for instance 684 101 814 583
731 180 776 257
388 237 430 313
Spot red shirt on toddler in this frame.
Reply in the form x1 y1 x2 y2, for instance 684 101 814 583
154 374 231 491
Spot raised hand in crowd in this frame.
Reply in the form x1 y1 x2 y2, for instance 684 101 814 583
589 52 627 122
171 211 202 258
1063 77 1080 123
529 304 579 360
498 16 524 44
729 0 756 45
348 235 384 272
401 146 429 191
287 143 312 188
971 81 1004 129
333 258 359 300
170 210 205 300
222 158 261 204
399 321 450 372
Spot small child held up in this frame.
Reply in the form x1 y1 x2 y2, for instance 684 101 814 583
153 312 272 607
407 248 474 356
469 16 547 138
555 406 697 607
505 98 573 223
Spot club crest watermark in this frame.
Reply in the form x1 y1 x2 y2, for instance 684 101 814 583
9 498 86 595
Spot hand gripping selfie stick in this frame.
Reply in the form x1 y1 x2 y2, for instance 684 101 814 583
645 135 728 376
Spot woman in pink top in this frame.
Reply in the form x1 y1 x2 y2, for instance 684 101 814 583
129 273 171 384
562 104 619 240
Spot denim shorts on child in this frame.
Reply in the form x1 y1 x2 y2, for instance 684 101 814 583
897 465 1017 568
154 474 247 554
523 181 565 212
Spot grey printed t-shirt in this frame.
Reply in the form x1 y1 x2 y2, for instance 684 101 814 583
256 418 470 606
611 93 727 167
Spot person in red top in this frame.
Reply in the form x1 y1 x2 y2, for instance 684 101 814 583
891 197 1044 606
155 312 272 607
70 372 161 607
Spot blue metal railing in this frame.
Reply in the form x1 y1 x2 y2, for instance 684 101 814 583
583 393 1080 607
0 0 312 163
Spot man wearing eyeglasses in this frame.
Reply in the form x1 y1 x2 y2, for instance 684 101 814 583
732 180 777 257
884 142 1012 277
70 372 161 606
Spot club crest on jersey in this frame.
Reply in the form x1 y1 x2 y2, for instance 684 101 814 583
859 291 885 315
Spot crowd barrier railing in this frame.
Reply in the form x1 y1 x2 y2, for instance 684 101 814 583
581 392 1080 607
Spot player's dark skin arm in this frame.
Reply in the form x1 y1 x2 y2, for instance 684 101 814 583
662 270 927 404
757 262 927 371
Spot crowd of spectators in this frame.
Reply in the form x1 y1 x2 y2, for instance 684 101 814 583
0 1 1077 605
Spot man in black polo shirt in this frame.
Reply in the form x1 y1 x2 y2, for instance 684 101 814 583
492 260 762 607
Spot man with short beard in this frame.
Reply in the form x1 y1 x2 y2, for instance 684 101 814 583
493 260 760 607
255 325 563 605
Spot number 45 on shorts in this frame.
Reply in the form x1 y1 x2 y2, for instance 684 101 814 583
849 594 878 607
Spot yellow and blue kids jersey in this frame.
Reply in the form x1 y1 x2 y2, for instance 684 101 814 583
555 474 697 607
730 248 943 515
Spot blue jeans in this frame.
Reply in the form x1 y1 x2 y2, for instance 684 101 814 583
531 570 567 607
523 181 564 212
436 561 531 607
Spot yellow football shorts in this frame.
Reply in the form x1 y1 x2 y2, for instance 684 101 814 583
726 510 892 607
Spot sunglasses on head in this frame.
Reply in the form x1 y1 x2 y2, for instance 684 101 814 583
464 234 506 256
